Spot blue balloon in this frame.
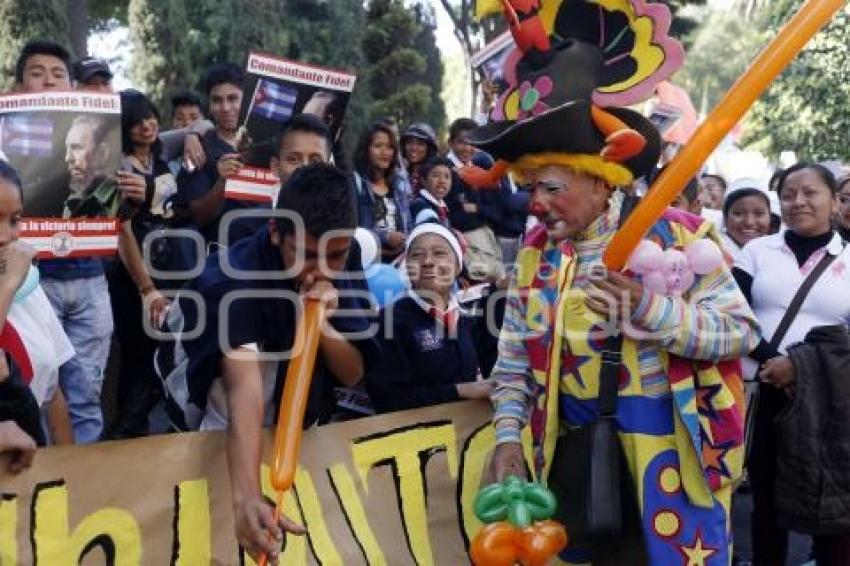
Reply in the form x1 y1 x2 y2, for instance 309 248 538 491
365 264 406 308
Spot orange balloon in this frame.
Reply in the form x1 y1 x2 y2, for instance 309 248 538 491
259 299 325 566
602 0 846 271
270 299 325 491
517 520 568 566
470 522 520 566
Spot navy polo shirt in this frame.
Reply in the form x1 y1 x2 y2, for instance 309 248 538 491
366 295 479 413
175 130 268 246
173 226 377 426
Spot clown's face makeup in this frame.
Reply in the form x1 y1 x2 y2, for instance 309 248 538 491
526 165 610 242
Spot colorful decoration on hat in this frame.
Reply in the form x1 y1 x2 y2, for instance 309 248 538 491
462 0 684 190
470 476 568 565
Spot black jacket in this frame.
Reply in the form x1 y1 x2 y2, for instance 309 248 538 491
775 324 850 535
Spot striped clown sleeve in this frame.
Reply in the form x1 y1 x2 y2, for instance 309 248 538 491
490 284 538 445
629 263 762 361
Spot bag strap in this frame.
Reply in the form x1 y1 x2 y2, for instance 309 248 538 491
768 248 838 350
598 334 623 416
597 192 641 416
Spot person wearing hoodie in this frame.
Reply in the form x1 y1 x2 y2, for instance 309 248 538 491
400 122 439 195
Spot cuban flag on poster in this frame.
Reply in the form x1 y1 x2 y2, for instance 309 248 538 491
0 115 54 158
251 79 297 123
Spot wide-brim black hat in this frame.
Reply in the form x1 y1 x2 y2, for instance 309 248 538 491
468 100 661 182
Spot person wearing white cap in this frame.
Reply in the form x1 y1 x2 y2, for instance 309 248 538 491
721 182 776 263
365 222 490 413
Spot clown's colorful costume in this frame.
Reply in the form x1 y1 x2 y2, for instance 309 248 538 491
466 0 762 563
490 191 759 563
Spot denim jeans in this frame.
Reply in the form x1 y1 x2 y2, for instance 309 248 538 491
41 275 114 443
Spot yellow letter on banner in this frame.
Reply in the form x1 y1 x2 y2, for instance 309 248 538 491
32 481 142 565
293 467 342 565
172 479 211 565
350 422 458 566
0 495 17 564
327 463 387 566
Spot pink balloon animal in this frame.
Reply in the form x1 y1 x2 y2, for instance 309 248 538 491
626 239 724 295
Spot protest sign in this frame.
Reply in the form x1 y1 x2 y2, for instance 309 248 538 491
0 92 122 258
223 166 280 204
471 32 515 87
0 401 504 565
238 52 356 169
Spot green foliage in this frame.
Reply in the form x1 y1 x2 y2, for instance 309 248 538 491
676 10 764 113
743 1 850 160
227 2 288 68
368 84 432 125
413 5 446 133
128 0 193 109
369 49 427 98
90 0 129 28
363 0 445 132
0 0 70 90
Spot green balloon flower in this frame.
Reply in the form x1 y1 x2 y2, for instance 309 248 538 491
473 476 557 528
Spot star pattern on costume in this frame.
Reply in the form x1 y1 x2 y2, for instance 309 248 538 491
562 351 591 389
695 383 722 419
701 434 735 480
677 529 717 566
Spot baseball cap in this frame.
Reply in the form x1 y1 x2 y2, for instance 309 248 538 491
73 57 113 84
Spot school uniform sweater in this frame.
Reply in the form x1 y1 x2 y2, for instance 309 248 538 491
367 294 479 413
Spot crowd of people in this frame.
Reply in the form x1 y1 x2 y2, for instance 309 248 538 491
0 34 848 566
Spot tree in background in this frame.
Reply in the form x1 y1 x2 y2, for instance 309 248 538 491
67 0 90 57
0 0 70 91
128 0 193 108
412 2 446 133
362 0 436 128
743 0 850 160
283 0 371 164
675 9 763 114
227 0 288 67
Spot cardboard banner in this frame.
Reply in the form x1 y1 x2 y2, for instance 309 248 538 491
0 400 499 565
0 92 122 258
239 52 356 170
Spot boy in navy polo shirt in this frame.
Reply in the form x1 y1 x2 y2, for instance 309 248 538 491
157 163 376 561
176 63 268 246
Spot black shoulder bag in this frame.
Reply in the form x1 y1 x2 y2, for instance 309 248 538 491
547 193 641 546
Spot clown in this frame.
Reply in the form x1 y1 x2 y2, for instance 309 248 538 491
470 0 760 563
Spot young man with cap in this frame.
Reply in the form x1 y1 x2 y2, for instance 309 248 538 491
467 1 759 562
73 57 113 93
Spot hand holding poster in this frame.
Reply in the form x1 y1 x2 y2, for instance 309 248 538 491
0 92 122 258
